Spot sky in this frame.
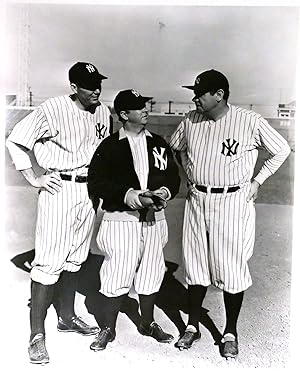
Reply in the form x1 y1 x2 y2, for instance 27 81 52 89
4 1 300 108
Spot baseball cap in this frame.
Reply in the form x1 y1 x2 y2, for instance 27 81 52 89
69 62 107 91
113 89 152 115
182 69 229 97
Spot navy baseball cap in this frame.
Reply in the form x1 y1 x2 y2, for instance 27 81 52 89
69 62 107 90
182 69 229 97
113 89 152 115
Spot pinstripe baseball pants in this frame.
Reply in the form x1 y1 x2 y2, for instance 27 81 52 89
182 184 255 293
30 181 95 285
97 219 168 297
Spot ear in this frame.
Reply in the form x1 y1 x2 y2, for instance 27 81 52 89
120 110 128 121
215 89 224 102
70 83 78 94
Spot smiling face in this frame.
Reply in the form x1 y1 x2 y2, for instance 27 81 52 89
71 83 102 110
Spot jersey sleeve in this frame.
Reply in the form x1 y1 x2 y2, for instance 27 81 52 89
7 107 52 151
253 117 291 185
169 118 187 152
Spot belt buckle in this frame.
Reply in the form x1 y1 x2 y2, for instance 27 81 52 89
70 172 77 182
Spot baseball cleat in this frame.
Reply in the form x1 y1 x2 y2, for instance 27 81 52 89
175 329 201 350
138 322 174 343
90 327 116 351
57 316 99 335
28 333 49 364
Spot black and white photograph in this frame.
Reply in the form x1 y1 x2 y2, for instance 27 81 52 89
3 0 299 375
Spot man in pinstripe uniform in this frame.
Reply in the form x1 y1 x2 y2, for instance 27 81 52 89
169 69 290 358
6 62 112 364
87 89 180 351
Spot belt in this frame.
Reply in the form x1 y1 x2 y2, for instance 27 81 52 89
60 173 88 183
195 185 240 194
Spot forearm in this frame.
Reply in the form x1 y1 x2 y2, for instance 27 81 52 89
254 143 291 185
20 168 43 188
6 139 32 170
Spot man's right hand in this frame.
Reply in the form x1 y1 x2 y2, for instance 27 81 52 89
21 169 62 195
125 189 148 210
34 173 62 194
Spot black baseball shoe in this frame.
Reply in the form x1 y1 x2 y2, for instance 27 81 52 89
28 333 49 364
175 326 201 350
220 333 239 359
57 316 99 336
138 322 174 343
90 327 116 351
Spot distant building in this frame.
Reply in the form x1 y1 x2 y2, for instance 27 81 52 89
277 101 296 118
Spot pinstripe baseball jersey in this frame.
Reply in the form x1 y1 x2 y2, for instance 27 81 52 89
7 95 111 175
169 104 290 187
169 103 290 293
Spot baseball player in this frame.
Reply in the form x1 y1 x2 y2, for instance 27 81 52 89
6 62 112 364
87 89 180 351
169 69 290 358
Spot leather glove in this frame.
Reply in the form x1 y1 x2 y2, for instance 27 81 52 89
140 190 167 212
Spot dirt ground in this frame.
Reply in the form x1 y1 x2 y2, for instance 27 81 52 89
3 182 296 377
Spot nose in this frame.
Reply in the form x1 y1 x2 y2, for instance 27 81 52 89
93 88 101 94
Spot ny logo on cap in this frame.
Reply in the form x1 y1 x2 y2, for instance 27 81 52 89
195 76 201 84
131 89 141 97
153 147 168 170
221 138 239 157
86 64 96 73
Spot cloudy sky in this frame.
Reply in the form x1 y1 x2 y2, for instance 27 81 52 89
5 1 300 107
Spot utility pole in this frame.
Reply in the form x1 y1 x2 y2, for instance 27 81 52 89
166 100 173 114
17 4 30 106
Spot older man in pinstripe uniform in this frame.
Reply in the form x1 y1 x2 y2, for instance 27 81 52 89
6 62 112 364
169 69 290 358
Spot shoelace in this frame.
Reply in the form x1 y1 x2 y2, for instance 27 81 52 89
95 328 112 341
71 316 89 328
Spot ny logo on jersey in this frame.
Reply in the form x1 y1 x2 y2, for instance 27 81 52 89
221 138 239 156
95 123 106 139
86 64 96 73
153 147 168 170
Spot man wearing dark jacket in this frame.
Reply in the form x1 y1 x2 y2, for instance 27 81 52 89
87 89 180 351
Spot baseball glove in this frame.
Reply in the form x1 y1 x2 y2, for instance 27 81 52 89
139 191 167 211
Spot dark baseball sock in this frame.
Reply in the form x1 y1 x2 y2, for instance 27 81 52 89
56 271 78 320
139 293 157 325
30 280 55 341
187 285 208 332
102 294 126 331
223 290 244 338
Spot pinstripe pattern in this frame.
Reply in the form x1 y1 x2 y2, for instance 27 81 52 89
127 132 149 189
8 95 111 284
169 104 289 187
97 219 168 297
182 185 255 293
170 104 289 293
31 181 95 284
8 95 111 175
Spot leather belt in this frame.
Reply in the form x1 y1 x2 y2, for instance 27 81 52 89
195 185 240 194
60 174 88 183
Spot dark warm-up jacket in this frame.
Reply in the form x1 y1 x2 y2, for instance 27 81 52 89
87 129 180 212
